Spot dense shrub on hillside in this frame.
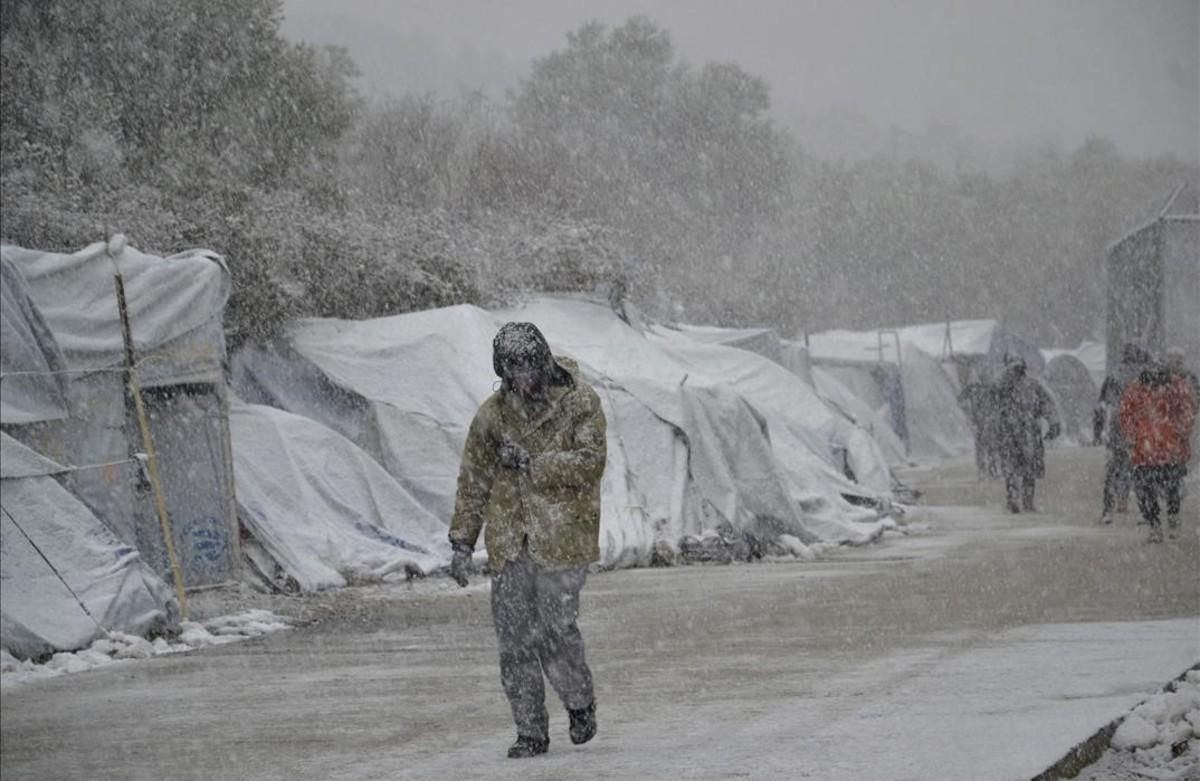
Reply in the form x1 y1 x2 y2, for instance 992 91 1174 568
2 5 1195 346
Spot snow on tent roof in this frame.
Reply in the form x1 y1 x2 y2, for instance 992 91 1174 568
1 433 177 659
497 298 890 537
808 319 1043 374
668 323 785 365
229 401 450 592
663 320 896 491
233 298 890 566
0 242 229 388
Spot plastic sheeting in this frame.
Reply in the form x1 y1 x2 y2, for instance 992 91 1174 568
1044 342 1106 391
898 343 974 460
668 322 900 487
229 402 451 592
0 255 70 425
1 242 238 589
811 367 909 466
1041 354 1099 444
1 242 229 388
806 325 985 462
809 320 1045 377
233 299 891 570
0 433 177 660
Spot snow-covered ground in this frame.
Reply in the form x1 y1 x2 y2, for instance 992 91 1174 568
1 448 1196 781
1076 669 1199 781
0 610 292 689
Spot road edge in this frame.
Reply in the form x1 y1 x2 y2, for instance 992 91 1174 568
1030 662 1200 780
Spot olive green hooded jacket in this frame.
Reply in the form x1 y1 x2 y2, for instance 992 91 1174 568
448 357 606 571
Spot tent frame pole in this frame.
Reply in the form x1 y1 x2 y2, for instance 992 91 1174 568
109 249 189 620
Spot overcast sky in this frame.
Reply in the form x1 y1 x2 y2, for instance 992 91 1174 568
282 0 1199 163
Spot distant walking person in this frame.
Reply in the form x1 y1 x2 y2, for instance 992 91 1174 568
994 355 1061 513
1094 343 1150 524
959 368 999 479
448 322 607 758
1119 360 1197 542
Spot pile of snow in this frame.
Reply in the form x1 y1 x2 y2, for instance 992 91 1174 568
0 610 292 689
1106 669 1199 773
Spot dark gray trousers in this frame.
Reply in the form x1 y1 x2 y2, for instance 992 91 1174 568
491 548 593 740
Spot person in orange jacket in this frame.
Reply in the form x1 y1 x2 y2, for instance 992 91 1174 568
1119 360 1197 542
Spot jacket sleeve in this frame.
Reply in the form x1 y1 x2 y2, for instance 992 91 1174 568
529 388 607 490
449 406 499 550
1118 385 1140 440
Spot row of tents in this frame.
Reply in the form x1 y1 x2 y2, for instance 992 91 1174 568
0 240 1099 660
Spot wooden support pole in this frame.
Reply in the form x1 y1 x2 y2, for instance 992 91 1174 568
110 253 189 620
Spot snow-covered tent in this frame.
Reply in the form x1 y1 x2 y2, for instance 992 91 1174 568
233 298 892 572
229 401 451 592
1 433 177 660
806 329 975 462
669 324 786 365
0 242 238 589
514 298 893 513
668 322 907 469
659 321 897 488
809 367 908 466
1043 341 1106 390
893 319 1046 383
1040 353 1099 444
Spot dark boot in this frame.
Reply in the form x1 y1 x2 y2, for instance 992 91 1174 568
568 702 597 745
507 735 549 759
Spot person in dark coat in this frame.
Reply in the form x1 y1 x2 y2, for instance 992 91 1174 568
958 368 999 479
1094 343 1150 524
994 355 1061 513
1119 360 1197 542
448 322 607 759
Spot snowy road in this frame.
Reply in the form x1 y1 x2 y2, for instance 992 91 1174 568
2 447 1197 780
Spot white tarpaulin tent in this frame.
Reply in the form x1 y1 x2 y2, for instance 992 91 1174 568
1043 341 1106 390
233 298 891 572
806 328 975 462
891 319 1046 377
229 401 451 592
810 367 909 466
1039 352 1100 444
645 320 893 498
0 241 238 589
500 299 890 537
0 255 71 425
670 324 786 366
0 433 177 659
668 321 907 473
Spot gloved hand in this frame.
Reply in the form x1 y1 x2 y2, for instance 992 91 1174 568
499 436 531 471
449 542 473 587
1045 422 1062 441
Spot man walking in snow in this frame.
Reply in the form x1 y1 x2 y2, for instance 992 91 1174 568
958 368 999 479
1094 343 1150 524
448 321 607 758
994 355 1061 513
1119 359 1196 542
